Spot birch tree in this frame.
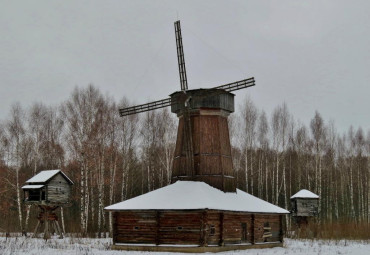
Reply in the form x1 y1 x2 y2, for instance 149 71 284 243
242 97 257 194
257 111 269 200
5 103 27 233
61 85 104 235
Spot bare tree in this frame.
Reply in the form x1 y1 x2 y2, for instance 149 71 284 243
241 97 258 194
271 103 289 206
257 111 269 200
61 85 105 235
5 103 27 233
310 111 326 199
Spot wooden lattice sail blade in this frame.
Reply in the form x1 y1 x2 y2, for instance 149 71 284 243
174 20 188 91
119 97 173 116
214 77 255 92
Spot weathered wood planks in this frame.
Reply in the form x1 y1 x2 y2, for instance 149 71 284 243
113 210 284 246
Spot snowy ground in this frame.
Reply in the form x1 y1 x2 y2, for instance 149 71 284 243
0 236 369 255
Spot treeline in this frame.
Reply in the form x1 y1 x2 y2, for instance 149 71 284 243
0 85 369 236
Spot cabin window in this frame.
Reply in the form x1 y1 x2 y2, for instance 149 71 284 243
210 225 215 236
177 226 183 231
134 226 140 230
27 190 41 201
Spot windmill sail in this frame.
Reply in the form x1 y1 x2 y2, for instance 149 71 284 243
175 20 188 91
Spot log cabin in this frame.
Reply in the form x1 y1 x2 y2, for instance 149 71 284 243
105 181 289 252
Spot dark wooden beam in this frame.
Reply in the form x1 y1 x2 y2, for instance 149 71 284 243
200 210 208 247
219 212 224 246
279 215 283 243
156 211 160 245
251 214 255 245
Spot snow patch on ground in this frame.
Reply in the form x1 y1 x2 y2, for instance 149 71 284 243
1 236 370 255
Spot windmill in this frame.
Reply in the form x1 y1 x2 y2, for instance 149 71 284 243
119 20 255 192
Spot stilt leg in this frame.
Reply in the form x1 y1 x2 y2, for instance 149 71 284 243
32 221 40 238
53 222 59 237
55 221 63 239
44 211 50 240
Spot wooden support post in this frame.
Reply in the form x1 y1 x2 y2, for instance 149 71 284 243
200 210 208 247
32 221 40 238
251 214 255 244
55 221 63 239
112 212 116 245
279 215 283 243
44 210 50 240
219 212 224 246
155 211 160 245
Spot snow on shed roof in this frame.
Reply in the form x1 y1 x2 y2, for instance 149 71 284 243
290 189 319 199
22 185 44 189
25 170 74 184
105 181 289 214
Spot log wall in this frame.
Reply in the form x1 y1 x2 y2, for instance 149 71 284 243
47 173 71 204
291 198 319 217
222 212 253 244
112 210 284 246
114 211 157 244
159 211 202 245
254 214 281 243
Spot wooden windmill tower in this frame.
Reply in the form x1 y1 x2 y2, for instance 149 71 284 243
22 170 73 239
106 21 290 251
119 21 255 192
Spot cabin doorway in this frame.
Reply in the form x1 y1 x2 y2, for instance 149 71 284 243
241 223 247 242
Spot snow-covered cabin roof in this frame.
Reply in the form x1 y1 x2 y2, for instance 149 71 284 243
22 185 45 189
290 189 319 199
25 170 74 185
105 181 289 214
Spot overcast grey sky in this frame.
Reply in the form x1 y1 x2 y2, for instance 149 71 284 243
0 0 369 133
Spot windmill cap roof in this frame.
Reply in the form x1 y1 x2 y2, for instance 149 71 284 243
25 169 74 184
105 181 289 214
290 189 319 199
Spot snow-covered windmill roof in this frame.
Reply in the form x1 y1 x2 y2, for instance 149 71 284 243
290 189 319 199
105 181 289 214
25 170 74 185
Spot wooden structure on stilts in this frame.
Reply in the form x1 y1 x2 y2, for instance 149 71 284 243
290 189 319 236
22 170 74 239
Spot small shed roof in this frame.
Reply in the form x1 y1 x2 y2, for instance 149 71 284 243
105 181 289 214
290 189 319 199
25 170 74 185
22 185 44 189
